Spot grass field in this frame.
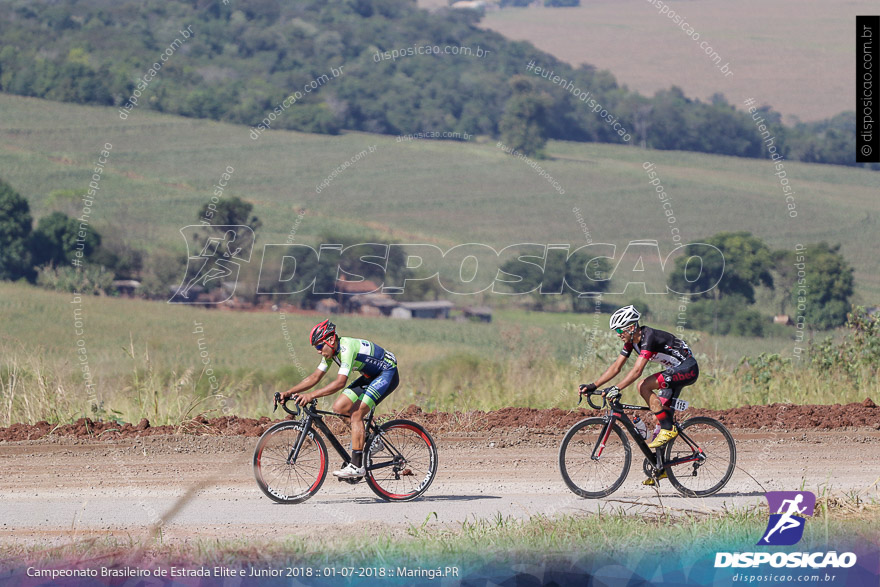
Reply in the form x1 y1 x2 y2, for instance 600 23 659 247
463 0 872 122
1 93 878 302
1 280 871 427
1 93 876 425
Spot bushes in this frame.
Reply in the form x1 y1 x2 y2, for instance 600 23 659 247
36 265 113 295
684 298 765 337
810 307 879 383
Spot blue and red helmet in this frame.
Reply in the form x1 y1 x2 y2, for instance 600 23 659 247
309 319 336 346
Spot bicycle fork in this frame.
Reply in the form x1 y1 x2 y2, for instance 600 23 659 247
286 417 314 465
591 415 617 460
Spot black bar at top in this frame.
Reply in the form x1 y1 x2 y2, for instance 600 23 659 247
856 15 879 163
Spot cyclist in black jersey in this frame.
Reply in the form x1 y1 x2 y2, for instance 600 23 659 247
578 305 699 485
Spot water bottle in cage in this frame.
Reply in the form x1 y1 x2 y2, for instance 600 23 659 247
633 416 647 439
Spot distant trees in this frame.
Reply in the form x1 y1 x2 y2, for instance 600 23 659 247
670 232 854 334
499 248 612 312
0 178 106 287
670 230 774 336
499 76 552 157
0 0 871 168
30 211 101 267
197 195 262 256
0 179 33 281
792 243 854 330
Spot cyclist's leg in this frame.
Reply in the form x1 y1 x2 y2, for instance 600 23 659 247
333 374 371 415
339 370 399 454
362 368 399 410
332 376 373 474
637 375 668 429
656 357 699 416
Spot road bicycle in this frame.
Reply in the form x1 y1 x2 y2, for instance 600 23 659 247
558 389 736 498
253 393 438 503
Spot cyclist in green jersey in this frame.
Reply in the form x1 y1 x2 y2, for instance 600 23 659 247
280 320 399 478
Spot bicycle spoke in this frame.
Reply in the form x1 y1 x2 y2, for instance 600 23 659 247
253 423 327 503
559 418 631 498
665 417 736 497
366 421 437 501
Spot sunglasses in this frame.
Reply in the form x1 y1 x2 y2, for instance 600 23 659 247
615 327 632 334
314 343 324 351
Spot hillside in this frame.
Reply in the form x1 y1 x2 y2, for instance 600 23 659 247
1 93 878 301
0 0 867 167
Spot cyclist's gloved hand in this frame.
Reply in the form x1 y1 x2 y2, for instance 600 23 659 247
578 383 598 395
602 386 621 402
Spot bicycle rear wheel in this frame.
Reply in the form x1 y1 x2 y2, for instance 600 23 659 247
559 417 631 498
253 421 328 504
365 419 438 502
664 416 736 497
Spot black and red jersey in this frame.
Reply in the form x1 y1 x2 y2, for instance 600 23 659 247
620 326 692 368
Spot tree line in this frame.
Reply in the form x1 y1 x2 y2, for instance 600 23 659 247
0 0 872 168
1 177 855 335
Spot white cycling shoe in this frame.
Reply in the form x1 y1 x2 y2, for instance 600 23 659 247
333 463 365 478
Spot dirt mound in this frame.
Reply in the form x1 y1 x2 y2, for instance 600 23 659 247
0 415 277 442
396 400 880 434
1 399 877 442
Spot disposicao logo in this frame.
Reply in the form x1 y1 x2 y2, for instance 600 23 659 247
759 490 815 546
714 491 858 569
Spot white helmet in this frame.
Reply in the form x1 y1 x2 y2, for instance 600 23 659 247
609 305 640 330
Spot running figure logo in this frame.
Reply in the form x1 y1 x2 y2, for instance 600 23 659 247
759 491 816 546
171 225 255 304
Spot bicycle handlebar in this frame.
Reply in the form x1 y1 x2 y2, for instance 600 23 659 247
578 390 607 410
273 392 315 417
586 391 606 410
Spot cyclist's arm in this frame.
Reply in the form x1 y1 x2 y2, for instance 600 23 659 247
304 374 349 400
614 355 650 391
593 354 628 387
281 368 327 399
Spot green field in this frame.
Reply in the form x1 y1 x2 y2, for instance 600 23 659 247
1 279 871 427
1 93 876 425
467 0 872 123
1 93 878 302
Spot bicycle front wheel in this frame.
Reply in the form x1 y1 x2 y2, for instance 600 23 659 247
559 417 632 498
664 416 736 497
365 419 438 502
253 421 328 504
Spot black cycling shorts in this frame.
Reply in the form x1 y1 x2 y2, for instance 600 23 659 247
654 356 699 402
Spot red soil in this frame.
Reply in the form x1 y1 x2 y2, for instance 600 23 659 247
1 399 877 442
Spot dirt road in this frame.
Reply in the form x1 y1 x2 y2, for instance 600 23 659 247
2 428 879 545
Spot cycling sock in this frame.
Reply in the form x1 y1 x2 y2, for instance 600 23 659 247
351 450 363 468
654 409 673 431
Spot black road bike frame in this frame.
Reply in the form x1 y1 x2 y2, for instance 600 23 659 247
584 392 706 474
277 397 403 476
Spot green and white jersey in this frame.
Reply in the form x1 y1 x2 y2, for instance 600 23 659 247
318 336 397 378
